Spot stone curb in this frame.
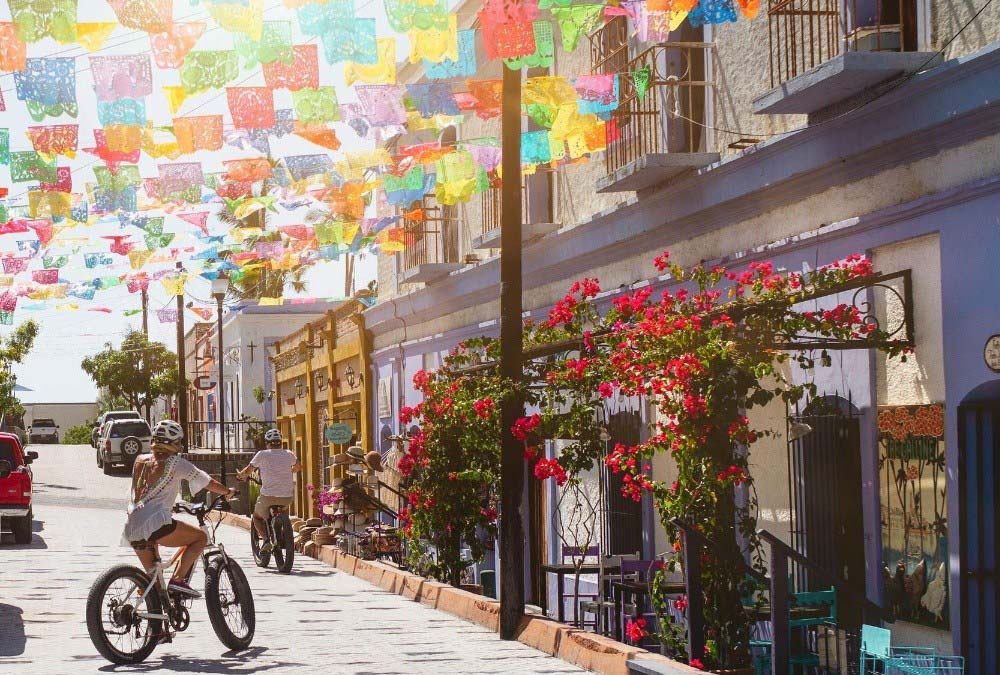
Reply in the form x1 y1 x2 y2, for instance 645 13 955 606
217 512 697 675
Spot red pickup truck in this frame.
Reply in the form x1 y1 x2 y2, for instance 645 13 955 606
0 432 37 544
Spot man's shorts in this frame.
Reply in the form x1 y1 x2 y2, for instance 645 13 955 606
254 495 293 518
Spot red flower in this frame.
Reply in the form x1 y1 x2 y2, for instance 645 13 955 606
511 413 541 441
653 250 671 271
534 458 568 485
523 446 539 460
473 397 495 419
481 506 498 523
412 369 431 392
598 382 614 398
689 658 705 670
624 617 648 642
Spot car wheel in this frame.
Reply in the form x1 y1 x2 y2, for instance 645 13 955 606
121 437 142 460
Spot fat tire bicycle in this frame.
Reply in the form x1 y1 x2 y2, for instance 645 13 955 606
247 471 295 574
86 494 255 665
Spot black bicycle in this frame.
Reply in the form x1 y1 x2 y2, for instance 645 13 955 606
247 471 295 574
86 494 255 665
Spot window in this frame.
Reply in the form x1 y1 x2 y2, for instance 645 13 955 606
112 421 151 437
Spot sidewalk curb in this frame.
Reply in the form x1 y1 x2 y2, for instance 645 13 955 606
218 513 699 675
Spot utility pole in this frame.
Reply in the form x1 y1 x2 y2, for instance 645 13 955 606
175 262 188 451
140 287 149 336
498 48 525 640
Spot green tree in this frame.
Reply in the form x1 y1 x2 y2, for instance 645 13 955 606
81 331 179 422
0 320 39 424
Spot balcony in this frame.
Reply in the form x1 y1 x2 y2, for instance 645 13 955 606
472 179 560 250
753 0 939 115
399 201 464 284
593 40 719 193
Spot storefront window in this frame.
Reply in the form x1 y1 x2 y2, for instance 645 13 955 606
878 404 948 628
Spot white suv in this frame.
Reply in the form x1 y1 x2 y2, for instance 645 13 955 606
97 419 151 474
91 410 142 448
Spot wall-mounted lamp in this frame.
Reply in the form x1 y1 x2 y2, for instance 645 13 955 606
295 379 306 398
316 372 328 391
345 364 363 389
266 389 276 401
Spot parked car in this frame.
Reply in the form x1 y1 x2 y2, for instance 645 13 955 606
97 419 151 474
28 418 59 444
90 410 142 448
0 432 37 544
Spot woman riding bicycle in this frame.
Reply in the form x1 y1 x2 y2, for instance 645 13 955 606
122 420 237 598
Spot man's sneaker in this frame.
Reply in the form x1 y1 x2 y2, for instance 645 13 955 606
168 578 201 598
259 540 274 554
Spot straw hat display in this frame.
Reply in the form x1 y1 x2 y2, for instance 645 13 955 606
312 525 336 546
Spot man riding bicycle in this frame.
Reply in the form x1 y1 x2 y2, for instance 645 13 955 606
236 428 300 554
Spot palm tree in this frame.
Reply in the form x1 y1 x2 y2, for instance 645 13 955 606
214 165 308 302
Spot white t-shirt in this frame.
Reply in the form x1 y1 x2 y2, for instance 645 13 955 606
250 448 297 498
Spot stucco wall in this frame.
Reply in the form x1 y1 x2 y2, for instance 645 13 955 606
708 21 805 157
934 0 1000 59
873 234 944 406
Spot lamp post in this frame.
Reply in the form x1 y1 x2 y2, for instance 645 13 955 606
211 274 230 485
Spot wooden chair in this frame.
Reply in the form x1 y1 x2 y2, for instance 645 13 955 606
578 553 639 635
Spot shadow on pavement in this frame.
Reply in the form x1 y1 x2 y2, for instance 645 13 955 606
0 604 26 656
98 646 304 674
35 483 81 491
1 530 47 550
267 569 336 578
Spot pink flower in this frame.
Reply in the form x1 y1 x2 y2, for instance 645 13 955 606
598 382 614 398
654 250 671 271
534 458 568 485
689 658 705 670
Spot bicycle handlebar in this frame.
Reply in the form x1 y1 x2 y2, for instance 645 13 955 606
172 493 233 516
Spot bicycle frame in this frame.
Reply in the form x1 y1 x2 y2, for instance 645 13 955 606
127 502 233 624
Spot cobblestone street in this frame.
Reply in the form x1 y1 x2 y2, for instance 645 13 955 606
0 445 585 674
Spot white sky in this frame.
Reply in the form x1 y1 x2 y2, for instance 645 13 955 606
2 1 386 402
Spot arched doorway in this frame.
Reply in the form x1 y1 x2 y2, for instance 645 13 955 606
958 381 1000 674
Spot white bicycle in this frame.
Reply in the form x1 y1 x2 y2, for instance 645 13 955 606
86 494 255 664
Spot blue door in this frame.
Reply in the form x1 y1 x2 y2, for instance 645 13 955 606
958 398 999 674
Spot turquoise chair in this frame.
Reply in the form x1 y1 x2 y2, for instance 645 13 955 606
860 624 965 674
751 587 837 675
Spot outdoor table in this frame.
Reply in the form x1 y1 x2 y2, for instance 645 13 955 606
540 562 620 625
611 579 686 641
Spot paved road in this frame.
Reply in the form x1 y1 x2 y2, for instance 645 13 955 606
1 444 584 674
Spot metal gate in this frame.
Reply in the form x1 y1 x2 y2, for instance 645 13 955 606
787 395 865 619
958 401 1000 674
604 410 644 556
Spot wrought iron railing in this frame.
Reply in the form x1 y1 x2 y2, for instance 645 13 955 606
767 0 918 88
479 181 528 238
590 14 630 75
400 199 461 272
603 42 712 178
186 419 276 454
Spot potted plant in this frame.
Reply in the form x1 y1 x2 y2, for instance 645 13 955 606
241 414 269 450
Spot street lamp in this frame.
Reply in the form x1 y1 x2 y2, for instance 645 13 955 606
211 274 230 486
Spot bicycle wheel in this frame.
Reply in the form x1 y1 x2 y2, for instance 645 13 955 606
250 523 270 568
204 557 255 650
271 513 295 574
86 565 163 665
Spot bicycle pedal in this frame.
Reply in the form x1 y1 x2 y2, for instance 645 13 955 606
154 632 173 645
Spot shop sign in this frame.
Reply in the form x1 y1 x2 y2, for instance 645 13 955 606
378 377 391 419
193 375 215 390
325 422 353 445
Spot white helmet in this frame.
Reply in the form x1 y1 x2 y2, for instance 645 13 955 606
264 428 283 444
151 419 184 445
